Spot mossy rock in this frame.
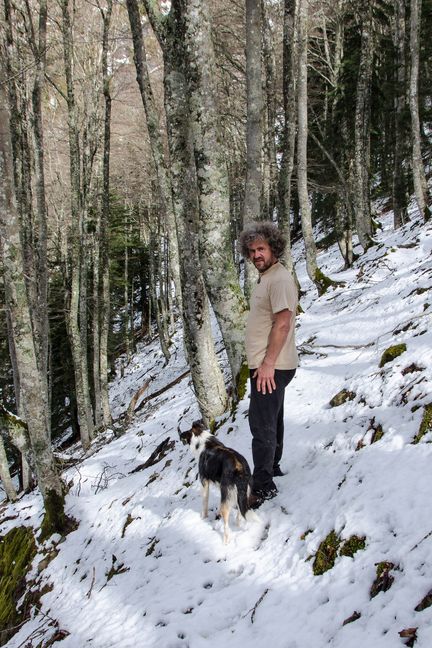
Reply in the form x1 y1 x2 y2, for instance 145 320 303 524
370 422 384 444
313 531 341 575
414 588 432 612
329 389 356 408
379 343 407 368
313 531 366 576
412 404 432 444
339 535 366 558
0 526 36 645
370 561 396 598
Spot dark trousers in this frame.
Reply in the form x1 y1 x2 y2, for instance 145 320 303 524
249 368 296 494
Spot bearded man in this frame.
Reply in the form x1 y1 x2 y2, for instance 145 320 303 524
239 221 298 509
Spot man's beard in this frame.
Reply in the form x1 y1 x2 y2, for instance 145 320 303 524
253 258 275 273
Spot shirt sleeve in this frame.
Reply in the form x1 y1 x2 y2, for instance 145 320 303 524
269 275 297 314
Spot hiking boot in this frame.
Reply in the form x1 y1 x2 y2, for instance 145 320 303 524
273 465 285 477
248 487 278 510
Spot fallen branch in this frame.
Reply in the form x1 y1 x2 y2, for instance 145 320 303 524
125 378 152 423
244 588 270 624
130 437 175 474
134 370 190 413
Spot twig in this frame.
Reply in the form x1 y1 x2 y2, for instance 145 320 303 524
243 588 270 624
86 566 96 599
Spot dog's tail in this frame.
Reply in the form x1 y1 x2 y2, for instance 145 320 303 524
235 474 259 521
234 473 249 519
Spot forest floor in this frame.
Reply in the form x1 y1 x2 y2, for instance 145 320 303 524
1 203 432 648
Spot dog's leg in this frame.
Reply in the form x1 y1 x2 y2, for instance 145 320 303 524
201 480 209 518
220 501 231 544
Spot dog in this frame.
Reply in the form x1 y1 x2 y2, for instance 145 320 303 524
179 420 258 544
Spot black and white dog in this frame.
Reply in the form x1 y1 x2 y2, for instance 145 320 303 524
180 421 258 544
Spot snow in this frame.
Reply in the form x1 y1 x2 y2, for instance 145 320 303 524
2 205 432 648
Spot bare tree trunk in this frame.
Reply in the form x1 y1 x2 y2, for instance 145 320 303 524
0 436 17 502
60 0 94 448
262 0 278 221
297 0 318 285
97 0 113 428
143 0 228 422
126 0 182 307
279 0 299 279
0 79 66 536
149 230 171 362
182 0 248 391
243 0 263 224
353 0 374 250
392 0 409 228
409 0 431 221
28 0 51 433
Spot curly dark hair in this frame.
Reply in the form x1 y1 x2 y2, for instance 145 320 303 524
239 221 286 259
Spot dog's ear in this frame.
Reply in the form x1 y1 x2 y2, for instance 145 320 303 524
191 419 205 436
179 430 192 446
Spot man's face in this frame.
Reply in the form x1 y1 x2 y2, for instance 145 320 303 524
248 239 277 272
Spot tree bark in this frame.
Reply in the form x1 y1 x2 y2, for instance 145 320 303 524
126 0 182 307
392 0 408 228
0 436 17 502
143 0 228 422
181 0 248 391
297 0 320 290
279 0 299 278
60 0 95 448
353 0 374 250
409 0 431 221
243 0 263 224
0 79 65 534
99 0 113 428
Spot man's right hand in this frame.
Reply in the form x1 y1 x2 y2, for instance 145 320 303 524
253 360 276 395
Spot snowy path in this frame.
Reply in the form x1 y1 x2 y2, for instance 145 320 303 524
2 210 432 648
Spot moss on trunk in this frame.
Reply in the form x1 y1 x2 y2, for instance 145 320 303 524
40 489 68 541
0 526 36 645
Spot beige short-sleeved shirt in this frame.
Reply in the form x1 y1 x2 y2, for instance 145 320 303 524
245 262 298 370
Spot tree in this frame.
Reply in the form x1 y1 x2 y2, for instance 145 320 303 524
0 74 66 536
353 0 374 250
409 0 431 221
142 0 228 422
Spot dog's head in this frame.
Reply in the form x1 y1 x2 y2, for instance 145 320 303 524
178 420 206 446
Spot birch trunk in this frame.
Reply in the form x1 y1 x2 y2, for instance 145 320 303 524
182 0 248 390
353 1 374 250
0 81 65 534
409 0 431 221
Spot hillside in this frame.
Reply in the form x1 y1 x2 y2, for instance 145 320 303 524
1 205 432 648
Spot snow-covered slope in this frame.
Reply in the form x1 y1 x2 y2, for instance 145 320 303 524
1 206 432 648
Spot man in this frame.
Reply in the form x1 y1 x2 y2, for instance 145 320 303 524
239 221 298 509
